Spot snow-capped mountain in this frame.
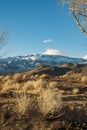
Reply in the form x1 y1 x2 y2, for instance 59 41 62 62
0 54 87 75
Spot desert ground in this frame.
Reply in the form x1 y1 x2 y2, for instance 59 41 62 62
0 63 87 130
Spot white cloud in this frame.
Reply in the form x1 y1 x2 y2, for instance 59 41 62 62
82 55 87 59
43 39 53 43
42 49 66 56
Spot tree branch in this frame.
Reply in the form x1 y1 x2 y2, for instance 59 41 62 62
72 10 87 35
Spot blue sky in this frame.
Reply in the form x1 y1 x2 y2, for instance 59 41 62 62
0 0 87 58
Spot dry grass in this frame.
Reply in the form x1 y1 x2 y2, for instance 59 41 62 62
23 79 48 94
72 88 79 95
13 73 22 81
37 81 62 117
39 74 50 79
0 75 68 121
1 77 62 117
13 79 49 116
3 75 12 81
1 79 16 93
1 68 87 129
49 81 57 89
38 89 61 115
81 76 87 84
14 88 30 116
14 78 62 118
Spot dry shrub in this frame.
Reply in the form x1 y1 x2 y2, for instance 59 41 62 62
1 79 16 93
24 81 34 90
12 79 61 118
22 74 29 80
24 79 47 91
14 87 30 116
34 79 47 89
37 84 62 117
13 73 22 82
49 81 57 89
22 74 27 80
23 79 62 118
81 76 87 83
3 75 12 82
24 79 62 118
72 88 79 95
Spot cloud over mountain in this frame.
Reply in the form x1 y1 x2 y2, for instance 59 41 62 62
42 49 66 56
82 55 87 59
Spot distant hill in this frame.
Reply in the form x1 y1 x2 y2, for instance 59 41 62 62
22 63 87 79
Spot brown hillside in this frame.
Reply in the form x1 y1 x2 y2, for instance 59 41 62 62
0 63 87 130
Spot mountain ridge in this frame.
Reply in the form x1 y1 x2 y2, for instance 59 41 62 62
0 54 87 75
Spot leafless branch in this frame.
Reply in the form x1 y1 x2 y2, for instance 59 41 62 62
0 31 8 50
61 0 87 35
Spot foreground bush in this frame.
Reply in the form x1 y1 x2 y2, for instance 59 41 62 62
81 76 87 84
37 81 62 119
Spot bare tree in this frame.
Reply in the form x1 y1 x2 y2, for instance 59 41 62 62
61 0 87 35
0 31 7 49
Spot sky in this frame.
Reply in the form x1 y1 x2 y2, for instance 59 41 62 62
0 0 87 58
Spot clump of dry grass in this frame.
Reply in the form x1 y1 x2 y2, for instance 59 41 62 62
72 88 79 95
13 73 22 82
14 87 30 117
49 81 57 89
38 89 61 116
14 79 47 117
37 81 62 118
15 79 62 118
23 79 48 93
3 75 12 82
22 74 27 80
81 76 87 84
15 79 61 118
1 79 16 93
